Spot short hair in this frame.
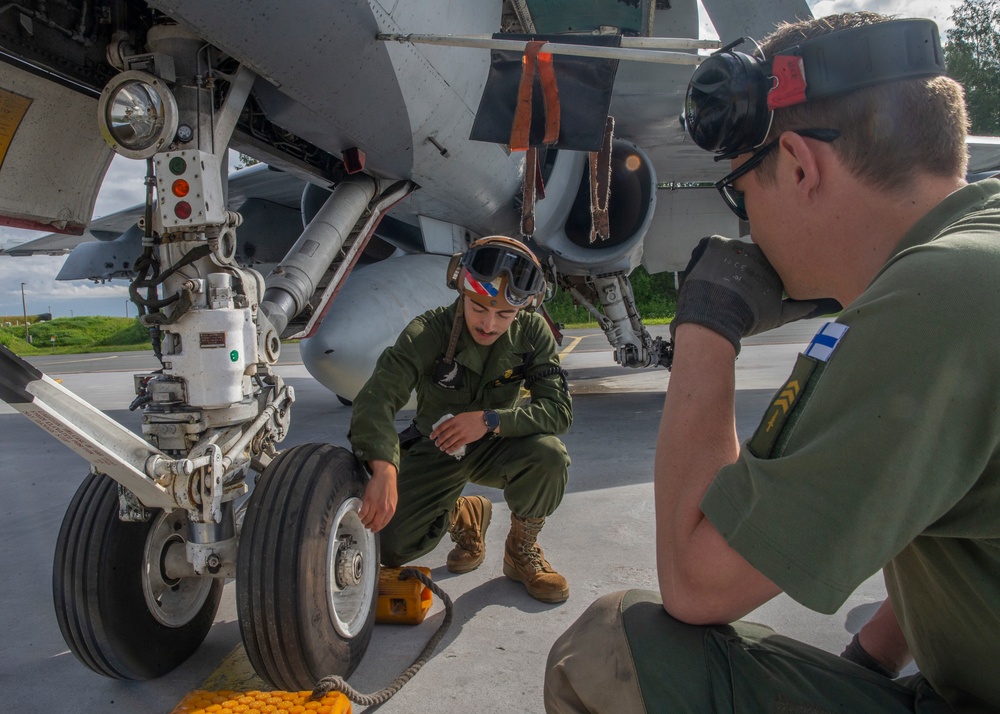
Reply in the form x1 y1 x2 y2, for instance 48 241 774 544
756 12 969 192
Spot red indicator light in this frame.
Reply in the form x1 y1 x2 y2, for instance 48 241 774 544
172 179 190 197
174 201 192 220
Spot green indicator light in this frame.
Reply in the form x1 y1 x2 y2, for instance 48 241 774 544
169 156 187 175
230 350 239 362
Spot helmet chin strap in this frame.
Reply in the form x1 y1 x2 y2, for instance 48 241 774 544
443 296 465 367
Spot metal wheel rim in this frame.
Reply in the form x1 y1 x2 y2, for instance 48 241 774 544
326 496 377 638
142 510 215 627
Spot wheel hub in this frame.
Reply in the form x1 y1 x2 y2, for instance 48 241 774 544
143 509 215 627
335 542 364 588
326 497 377 639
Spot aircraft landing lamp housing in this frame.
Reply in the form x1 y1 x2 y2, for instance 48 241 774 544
98 70 179 159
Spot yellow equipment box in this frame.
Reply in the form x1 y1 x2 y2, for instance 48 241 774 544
375 566 432 625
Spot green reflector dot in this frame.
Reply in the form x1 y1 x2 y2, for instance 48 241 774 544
230 350 239 362
169 156 187 175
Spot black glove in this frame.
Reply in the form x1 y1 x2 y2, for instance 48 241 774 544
671 236 840 354
840 632 899 678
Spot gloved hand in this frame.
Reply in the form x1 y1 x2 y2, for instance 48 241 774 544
670 236 840 354
840 633 900 678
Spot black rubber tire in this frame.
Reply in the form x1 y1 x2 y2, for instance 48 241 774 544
52 472 223 679
237 443 379 690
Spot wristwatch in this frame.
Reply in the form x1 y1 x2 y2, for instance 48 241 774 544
483 409 500 434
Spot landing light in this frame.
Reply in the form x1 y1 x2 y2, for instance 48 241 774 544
98 71 178 159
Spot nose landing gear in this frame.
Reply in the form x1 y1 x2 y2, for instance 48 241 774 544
53 472 224 680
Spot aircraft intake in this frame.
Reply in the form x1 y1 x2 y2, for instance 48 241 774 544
532 139 668 368
532 138 656 277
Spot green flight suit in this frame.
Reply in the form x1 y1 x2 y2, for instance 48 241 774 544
546 180 1000 713
350 300 572 566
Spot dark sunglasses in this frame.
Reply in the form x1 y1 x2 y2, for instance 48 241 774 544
715 128 841 221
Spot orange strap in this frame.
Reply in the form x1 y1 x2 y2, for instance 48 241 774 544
510 41 561 151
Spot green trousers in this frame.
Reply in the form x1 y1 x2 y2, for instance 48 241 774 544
379 433 569 567
545 590 955 714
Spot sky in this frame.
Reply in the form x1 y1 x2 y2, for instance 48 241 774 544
0 0 965 320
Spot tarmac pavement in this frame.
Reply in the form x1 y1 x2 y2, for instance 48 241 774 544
0 319 897 713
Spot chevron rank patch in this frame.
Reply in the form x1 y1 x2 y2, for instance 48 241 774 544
748 353 821 459
804 321 849 362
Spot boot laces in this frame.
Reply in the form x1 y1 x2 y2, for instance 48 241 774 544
512 518 552 572
451 525 482 553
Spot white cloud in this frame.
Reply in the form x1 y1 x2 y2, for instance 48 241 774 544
699 0 962 41
0 254 130 318
810 0 960 35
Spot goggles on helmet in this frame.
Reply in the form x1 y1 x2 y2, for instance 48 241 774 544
461 240 545 301
681 19 945 159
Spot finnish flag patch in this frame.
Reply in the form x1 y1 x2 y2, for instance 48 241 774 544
804 322 849 362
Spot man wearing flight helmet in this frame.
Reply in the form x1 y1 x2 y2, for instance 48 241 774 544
546 12 1000 712
350 236 572 603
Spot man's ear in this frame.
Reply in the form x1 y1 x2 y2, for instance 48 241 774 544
778 131 822 204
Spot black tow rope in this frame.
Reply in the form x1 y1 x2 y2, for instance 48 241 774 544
310 568 453 707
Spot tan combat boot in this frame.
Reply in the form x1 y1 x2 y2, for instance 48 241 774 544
446 495 492 573
503 514 569 603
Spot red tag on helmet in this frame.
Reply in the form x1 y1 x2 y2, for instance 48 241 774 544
768 55 808 109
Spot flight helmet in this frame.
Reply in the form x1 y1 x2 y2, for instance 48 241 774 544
447 236 546 310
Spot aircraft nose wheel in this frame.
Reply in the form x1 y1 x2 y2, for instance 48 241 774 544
52 472 223 679
144 510 217 627
237 443 379 690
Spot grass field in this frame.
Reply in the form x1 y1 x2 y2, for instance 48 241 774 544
0 316 150 356
1 268 679 356
536 266 679 327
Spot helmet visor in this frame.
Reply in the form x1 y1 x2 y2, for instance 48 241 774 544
462 245 545 299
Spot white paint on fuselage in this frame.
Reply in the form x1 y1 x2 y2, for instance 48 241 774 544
300 253 455 407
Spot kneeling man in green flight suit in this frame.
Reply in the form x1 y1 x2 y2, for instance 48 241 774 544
350 235 572 603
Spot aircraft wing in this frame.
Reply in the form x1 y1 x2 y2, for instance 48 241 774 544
0 163 308 257
969 136 1000 179
0 227 106 256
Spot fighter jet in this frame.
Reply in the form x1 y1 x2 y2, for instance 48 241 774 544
9 0 995 695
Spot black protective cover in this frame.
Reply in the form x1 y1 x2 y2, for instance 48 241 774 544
470 33 621 152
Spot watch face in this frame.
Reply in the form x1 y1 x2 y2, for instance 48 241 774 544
485 410 500 431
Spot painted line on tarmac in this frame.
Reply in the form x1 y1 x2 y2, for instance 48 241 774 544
193 644 269 693
41 355 119 366
558 335 584 358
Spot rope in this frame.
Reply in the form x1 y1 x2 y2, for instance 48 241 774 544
310 568 454 708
